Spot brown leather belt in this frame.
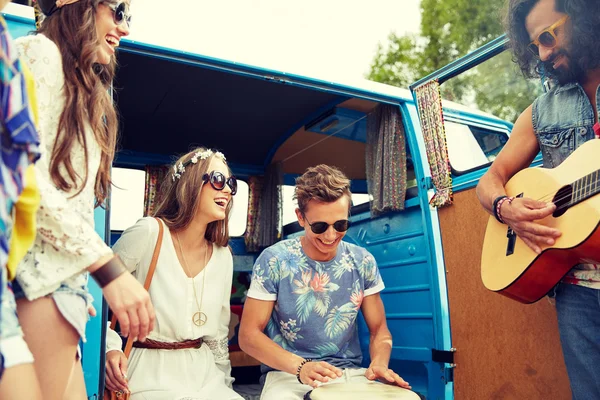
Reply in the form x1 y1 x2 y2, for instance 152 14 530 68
132 337 203 350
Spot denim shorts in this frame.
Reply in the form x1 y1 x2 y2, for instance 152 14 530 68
0 267 34 369
12 272 92 342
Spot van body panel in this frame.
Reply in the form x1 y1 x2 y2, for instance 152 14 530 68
437 189 570 399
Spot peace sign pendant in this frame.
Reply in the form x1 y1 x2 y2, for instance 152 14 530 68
192 311 208 327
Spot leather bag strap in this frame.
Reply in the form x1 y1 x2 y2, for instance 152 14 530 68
109 217 164 358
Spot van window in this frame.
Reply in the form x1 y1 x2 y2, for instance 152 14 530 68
229 180 249 237
445 121 508 173
110 168 249 236
110 168 146 231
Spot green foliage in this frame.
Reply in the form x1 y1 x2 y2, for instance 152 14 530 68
367 0 541 122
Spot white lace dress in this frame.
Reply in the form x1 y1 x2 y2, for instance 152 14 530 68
13 34 113 338
106 217 242 400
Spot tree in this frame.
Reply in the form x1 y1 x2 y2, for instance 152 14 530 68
367 0 541 122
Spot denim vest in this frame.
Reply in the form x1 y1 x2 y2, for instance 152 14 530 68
532 82 600 168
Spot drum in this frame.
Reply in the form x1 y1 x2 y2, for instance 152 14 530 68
304 382 422 400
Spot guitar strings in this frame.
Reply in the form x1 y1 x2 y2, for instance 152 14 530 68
508 178 600 213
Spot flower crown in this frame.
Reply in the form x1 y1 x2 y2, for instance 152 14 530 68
172 149 226 181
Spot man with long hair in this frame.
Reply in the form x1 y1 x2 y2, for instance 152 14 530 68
477 0 600 397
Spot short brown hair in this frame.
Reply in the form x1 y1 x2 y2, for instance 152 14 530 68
153 148 232 246
294 164 352 214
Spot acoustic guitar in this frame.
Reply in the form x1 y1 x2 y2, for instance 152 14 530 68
481 139 600 303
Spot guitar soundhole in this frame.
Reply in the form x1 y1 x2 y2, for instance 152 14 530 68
552 185 572 218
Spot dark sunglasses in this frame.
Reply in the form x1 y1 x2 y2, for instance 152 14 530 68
103 1 132 26
203 171 237 196
303 215 350 235
527 15 569 57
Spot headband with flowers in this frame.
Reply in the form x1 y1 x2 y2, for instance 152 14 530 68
172 149 226 181
34 0 80 29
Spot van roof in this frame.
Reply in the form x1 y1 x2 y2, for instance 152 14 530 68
3 4 503 172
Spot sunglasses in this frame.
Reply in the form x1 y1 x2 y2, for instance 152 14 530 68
103 1 132 27
528 15 569 57
203 171 237 196
303 215 350 235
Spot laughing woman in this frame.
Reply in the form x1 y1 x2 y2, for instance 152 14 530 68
105 148 243 400
13 1 155 399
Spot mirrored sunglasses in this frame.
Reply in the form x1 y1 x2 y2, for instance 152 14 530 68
203 171 237 196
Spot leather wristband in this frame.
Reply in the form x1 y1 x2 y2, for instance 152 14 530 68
492 195 508 224
91 255 127 288
296 358 312 384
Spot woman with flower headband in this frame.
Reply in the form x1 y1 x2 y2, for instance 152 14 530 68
11 0 156 399
105 148 243 400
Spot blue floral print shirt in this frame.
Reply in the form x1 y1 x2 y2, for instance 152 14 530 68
247 237 385 375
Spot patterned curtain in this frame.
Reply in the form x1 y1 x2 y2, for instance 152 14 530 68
244 163 282 252
244 176 263 252
366 104 407 216
143 165 169 217
414 79 453 207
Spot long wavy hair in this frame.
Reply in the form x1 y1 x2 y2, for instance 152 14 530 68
505 0 600 79
36 0 118 207
153 148 233 247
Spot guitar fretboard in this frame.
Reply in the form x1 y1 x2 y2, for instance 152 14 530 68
572 169 600 205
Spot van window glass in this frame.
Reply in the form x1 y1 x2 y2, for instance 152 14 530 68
110 168 145 231
445 121 508 173
229 180 249 237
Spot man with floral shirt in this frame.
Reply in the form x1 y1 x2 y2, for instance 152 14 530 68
239 165 419 400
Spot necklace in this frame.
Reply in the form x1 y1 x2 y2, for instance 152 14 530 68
176 232 209 327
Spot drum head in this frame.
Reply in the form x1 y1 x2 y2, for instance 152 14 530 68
306 382 421 400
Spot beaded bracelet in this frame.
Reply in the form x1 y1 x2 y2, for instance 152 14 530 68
296 358 313 384
495 196 515 224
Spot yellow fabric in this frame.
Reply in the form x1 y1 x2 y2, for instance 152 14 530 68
7 165 40 280
6 62 40 280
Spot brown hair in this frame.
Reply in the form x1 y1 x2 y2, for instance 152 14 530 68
153 148 232 246
294 164 352 214
36 0 118 207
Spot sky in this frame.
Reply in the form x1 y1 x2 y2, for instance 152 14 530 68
125 0 422 82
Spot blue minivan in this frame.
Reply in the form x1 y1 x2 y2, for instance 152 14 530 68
4 4 571 399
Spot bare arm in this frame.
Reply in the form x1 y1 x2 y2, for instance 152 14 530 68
238 298 304 374
476 105 540 212
239 298 341 387
361 293 410 389
476 105 560 253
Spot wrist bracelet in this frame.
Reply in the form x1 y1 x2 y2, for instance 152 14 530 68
296 358 313 384
492 195 508 223
91 255 127 288
496 196 515 224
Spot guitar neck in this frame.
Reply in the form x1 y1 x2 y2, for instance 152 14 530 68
572 169 600 206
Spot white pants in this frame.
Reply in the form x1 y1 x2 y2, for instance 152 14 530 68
260 368 421 400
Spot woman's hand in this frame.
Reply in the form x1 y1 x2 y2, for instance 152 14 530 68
299 361 343 388
102 273 155 341
105 350 129 393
